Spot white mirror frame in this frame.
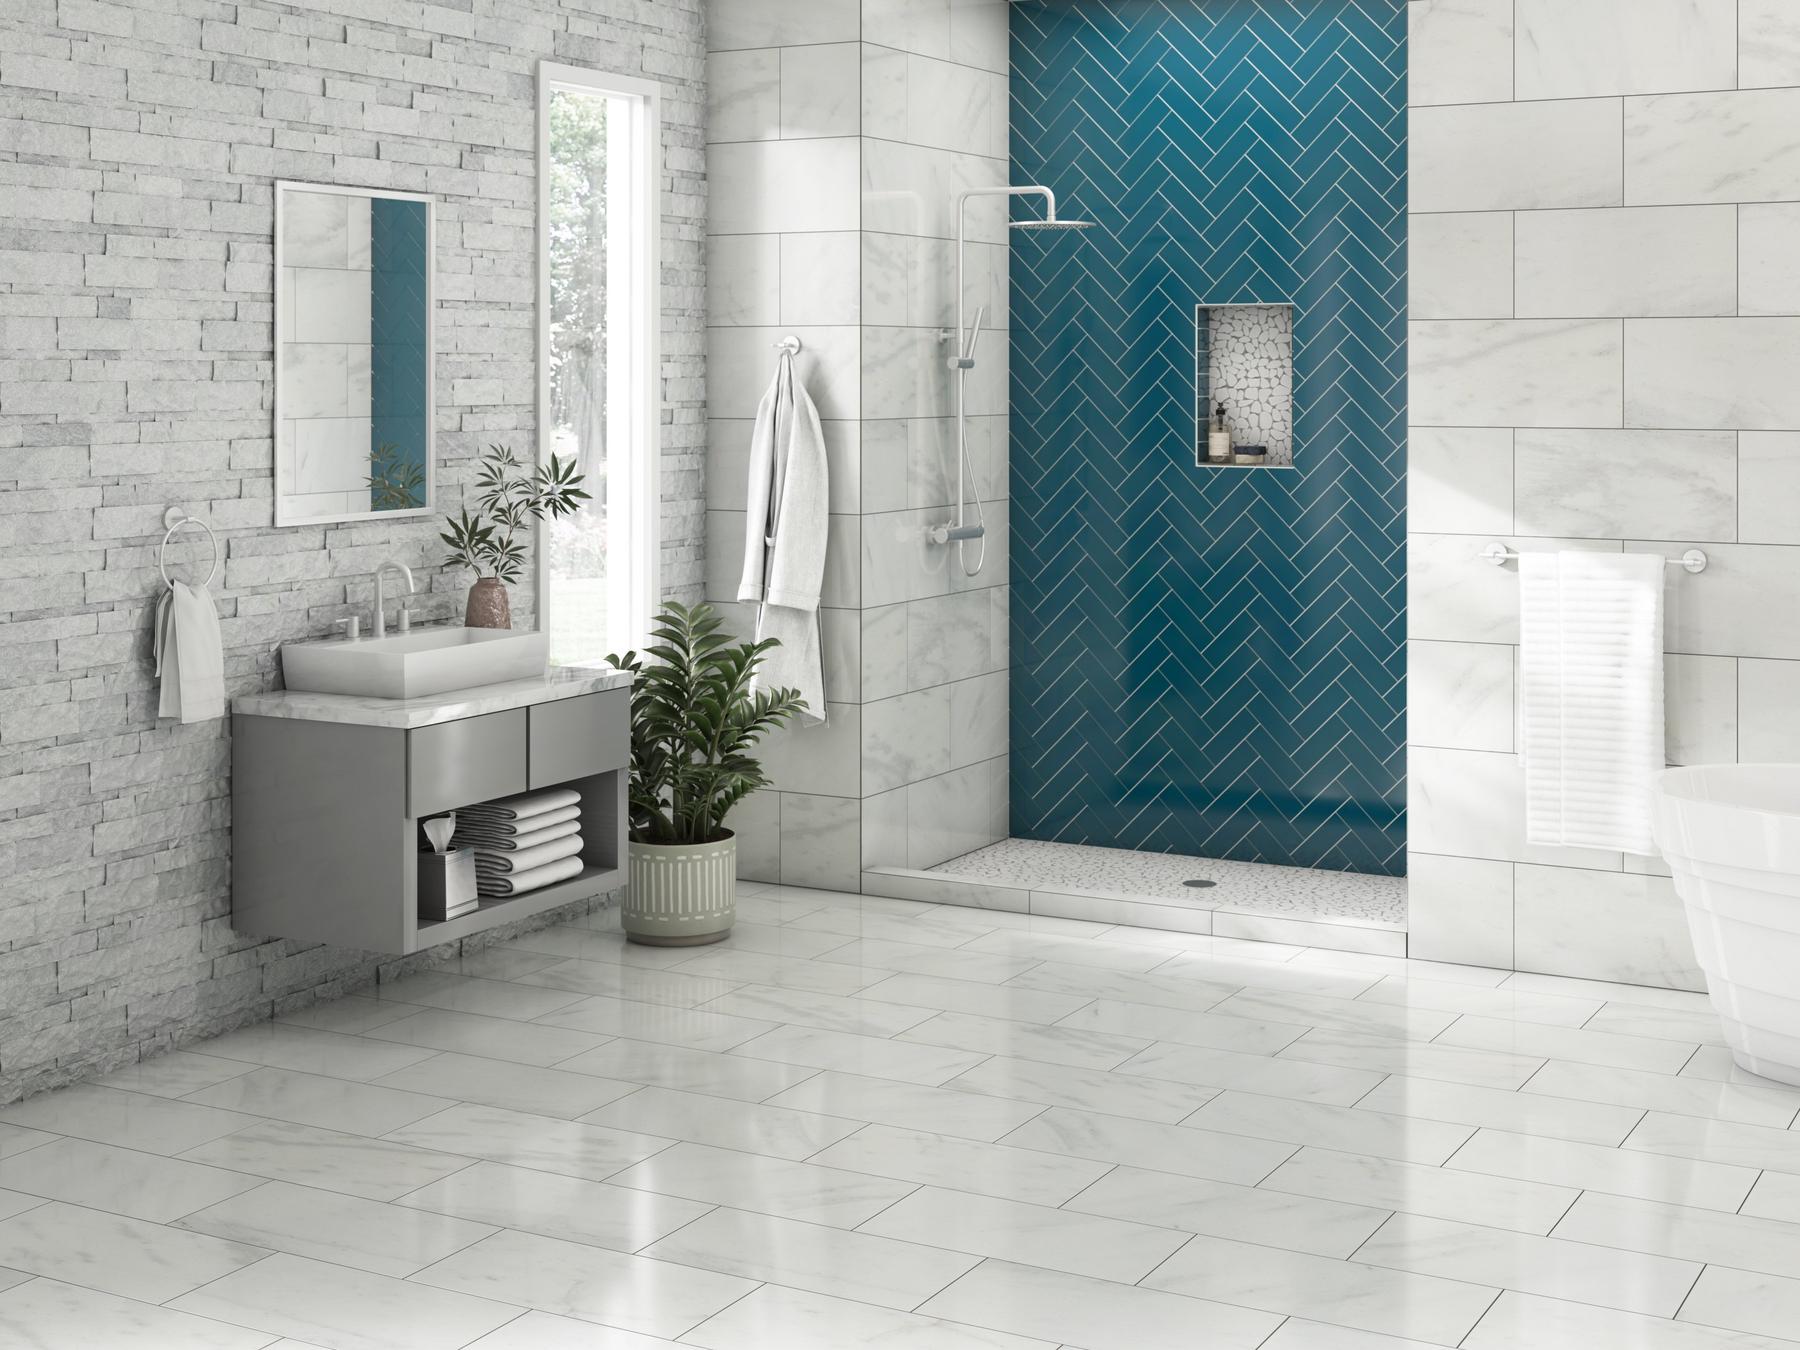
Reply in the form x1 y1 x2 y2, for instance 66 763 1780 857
274 179 437 527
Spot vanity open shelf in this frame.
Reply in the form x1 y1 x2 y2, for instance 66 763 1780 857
230 670 629 955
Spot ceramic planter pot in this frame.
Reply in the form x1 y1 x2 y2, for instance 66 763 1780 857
624 833 736 945
465 577 511 629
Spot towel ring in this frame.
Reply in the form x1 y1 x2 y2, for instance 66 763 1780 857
159 508 218 589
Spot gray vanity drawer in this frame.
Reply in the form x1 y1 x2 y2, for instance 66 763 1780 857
529 689 628 788
409 710 527 817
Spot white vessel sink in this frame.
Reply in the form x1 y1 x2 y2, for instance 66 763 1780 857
281 627 550 700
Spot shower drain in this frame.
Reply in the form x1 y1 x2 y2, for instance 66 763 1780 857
1182 878 1217 889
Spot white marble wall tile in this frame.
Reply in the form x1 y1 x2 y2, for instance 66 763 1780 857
1409 0 1512 106
779 792 860 891
1655 541 1800 659
1739 659 1800 759
904 52 996 158
907 762 991 867
862 325 957 420
293 266 371 344
708 0 859 51
779 44 860 139
863 684 952 794
862 137 1009 241
1513 429 1737 539
909 589 1002 687
866 0 954 60
863 506 954 607
1626 88 1800 205
863 785 908 868
861 602 909 699
731 787 781 882
1514 206 1736 318
1409 746 1624 871
1513 865 1701 990
707 49 780 143
757 702 861 798
862 45 909 143
1665 653 1738 766
293 418 372 494
1409 640 1514 751
1408 427 1512 535
948 670 1006 768
1411 101 1623 213
1739 433 1800 543
1514 0 1735 99
1410 320 1623 428
1407 852 1515 969
950 0 1011 73
1740 204 1800 316
710 138 861 234
1410 212 1512 320
1741 0 1800 87
778 231 859 325
281 341 350 420
1628 318 1800 428
707 235 780 326
706 324 860 422
1408 534 1620 645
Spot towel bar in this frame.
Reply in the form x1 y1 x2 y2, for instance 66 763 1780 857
1481 543 1707 574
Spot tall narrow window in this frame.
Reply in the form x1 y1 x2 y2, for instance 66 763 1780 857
538 63 660 665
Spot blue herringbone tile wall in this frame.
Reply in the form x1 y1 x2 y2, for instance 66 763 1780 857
1010 0 1406 874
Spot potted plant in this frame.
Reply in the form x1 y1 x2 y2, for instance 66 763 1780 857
607 601 804 945
440 444 588 628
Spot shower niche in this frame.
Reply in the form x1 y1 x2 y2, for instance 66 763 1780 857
1194 302 1294 468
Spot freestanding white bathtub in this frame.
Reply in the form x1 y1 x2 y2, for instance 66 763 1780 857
1654 764 1800 1085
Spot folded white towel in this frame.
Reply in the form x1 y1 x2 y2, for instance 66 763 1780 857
453 804 581 841
473 833 583 874
1519 550 1665 855
459 787 581 822
478 853 584 896
455 817 580 852
154 581 224 724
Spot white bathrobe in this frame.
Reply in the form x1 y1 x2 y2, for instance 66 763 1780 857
738 350 829 725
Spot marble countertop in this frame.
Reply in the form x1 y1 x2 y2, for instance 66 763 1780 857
234 666 631 730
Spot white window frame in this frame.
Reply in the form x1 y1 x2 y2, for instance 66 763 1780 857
535 60 662 655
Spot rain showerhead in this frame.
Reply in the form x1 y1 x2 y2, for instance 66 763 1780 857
1011 216 1094 231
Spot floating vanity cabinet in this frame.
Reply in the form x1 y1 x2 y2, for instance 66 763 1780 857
231 671 631 954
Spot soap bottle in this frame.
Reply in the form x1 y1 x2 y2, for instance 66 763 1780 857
1207 402 1233 463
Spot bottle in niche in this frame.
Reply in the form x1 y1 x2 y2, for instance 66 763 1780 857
1207 402 1233 463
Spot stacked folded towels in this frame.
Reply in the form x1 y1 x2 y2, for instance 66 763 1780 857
456 788 585 897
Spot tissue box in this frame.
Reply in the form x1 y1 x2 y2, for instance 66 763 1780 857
419 846 478 921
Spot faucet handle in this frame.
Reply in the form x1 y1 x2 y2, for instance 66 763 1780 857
334 614 362 641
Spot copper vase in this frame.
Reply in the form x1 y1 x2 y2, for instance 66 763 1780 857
464 577 511 629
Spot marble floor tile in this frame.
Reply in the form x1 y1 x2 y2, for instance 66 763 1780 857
731 1023 988 1085
1153 951 1382 999
1000 1105 1297 1184
765 1070 1045 1141
559 1037 817 1101
0 1200 267 1302
1055 998 1307 1054
1118 1038 1387 1104
584 1085 862 1160
0 1123 54 1160
170 1251 521 1350
0 1083 255 1155
1501 972 1714 1014
1288 948 1511 987
375 971 589 1020
821 939 1043 984
688 1281 1058 1350
365 1007 612 1067
0 1136 264 1221
516 957 745 1007
184 1065 454 1136
0 1278 275 1350
1741 1168 1800 1224
899 1009 1148 1070
924 1260 1285 1350
1264 1145 1578 1234
1065 1164 1390 1257
1624 1110 1800 1172
1356 1075 1642 1146
1142 1232 1500 1345
697 919 856 960
198 1023 443 1082
1436 1013 1696 1073
1355 975 1603 1027
373 1052 639 1120
275 993 424 1035
383 1103 669 1184
669 948 885 995
961 928 1172 971
1187 1091 1475 1165
947 1053 1219 1123
1206 988 1459 1040
1554 1190 1800 1283
1356 1211 1697 1317
396 1159 709 1253
93 1052 256 1100
854 972 1088 1023
607 1140 916 1227
463 1309 689 1348
643 1204 977 1308
1466 1289 1800 1350
1276 1026 1545 1091
179 1179 496 1277
182 1118 473 1202
1585 1002 1728 1046
701 983 937 1036
1445 1128 1758 1211
1677 1264 1800 1342
808 1122 1109 1205
1261 1319 1461 1350
446 946 568 982
1007 961 1239 1013
414 1228 755 1340
533 994 777 1052
862 1184 1189 1282
1523 1058 1800 1126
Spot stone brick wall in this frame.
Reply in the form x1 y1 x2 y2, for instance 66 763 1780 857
0 0 705 1101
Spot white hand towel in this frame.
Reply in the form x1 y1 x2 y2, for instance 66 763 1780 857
458 787 581 822
473 832 584 875
478 853 584 896
454 816 581 852
1519 550 1665 855
452 803 581 838
153 580 224 724
738 349 829 725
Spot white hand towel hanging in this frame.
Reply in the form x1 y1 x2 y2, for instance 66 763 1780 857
1518 550 1665 855
153 580 225 724
738 346 829 726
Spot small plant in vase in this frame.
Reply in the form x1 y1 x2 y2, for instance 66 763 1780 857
607 601 804 944
440 444 588 628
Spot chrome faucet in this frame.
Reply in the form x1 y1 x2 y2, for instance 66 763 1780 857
372 560 415 639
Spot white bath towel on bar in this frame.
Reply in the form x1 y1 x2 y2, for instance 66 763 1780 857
1519 550 1665 855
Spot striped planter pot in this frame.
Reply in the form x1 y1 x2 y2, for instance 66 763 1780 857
623 833 736 946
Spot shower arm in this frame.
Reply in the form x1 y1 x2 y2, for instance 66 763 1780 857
949 185 1057 365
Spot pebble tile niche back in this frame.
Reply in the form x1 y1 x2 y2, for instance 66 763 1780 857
1196 302 1295 468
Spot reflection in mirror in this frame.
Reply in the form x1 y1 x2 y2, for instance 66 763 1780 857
275 181 433 526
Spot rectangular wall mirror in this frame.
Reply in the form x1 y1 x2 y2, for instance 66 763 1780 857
275 181 434 526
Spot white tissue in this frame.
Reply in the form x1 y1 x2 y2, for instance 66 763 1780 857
423 814 456 854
